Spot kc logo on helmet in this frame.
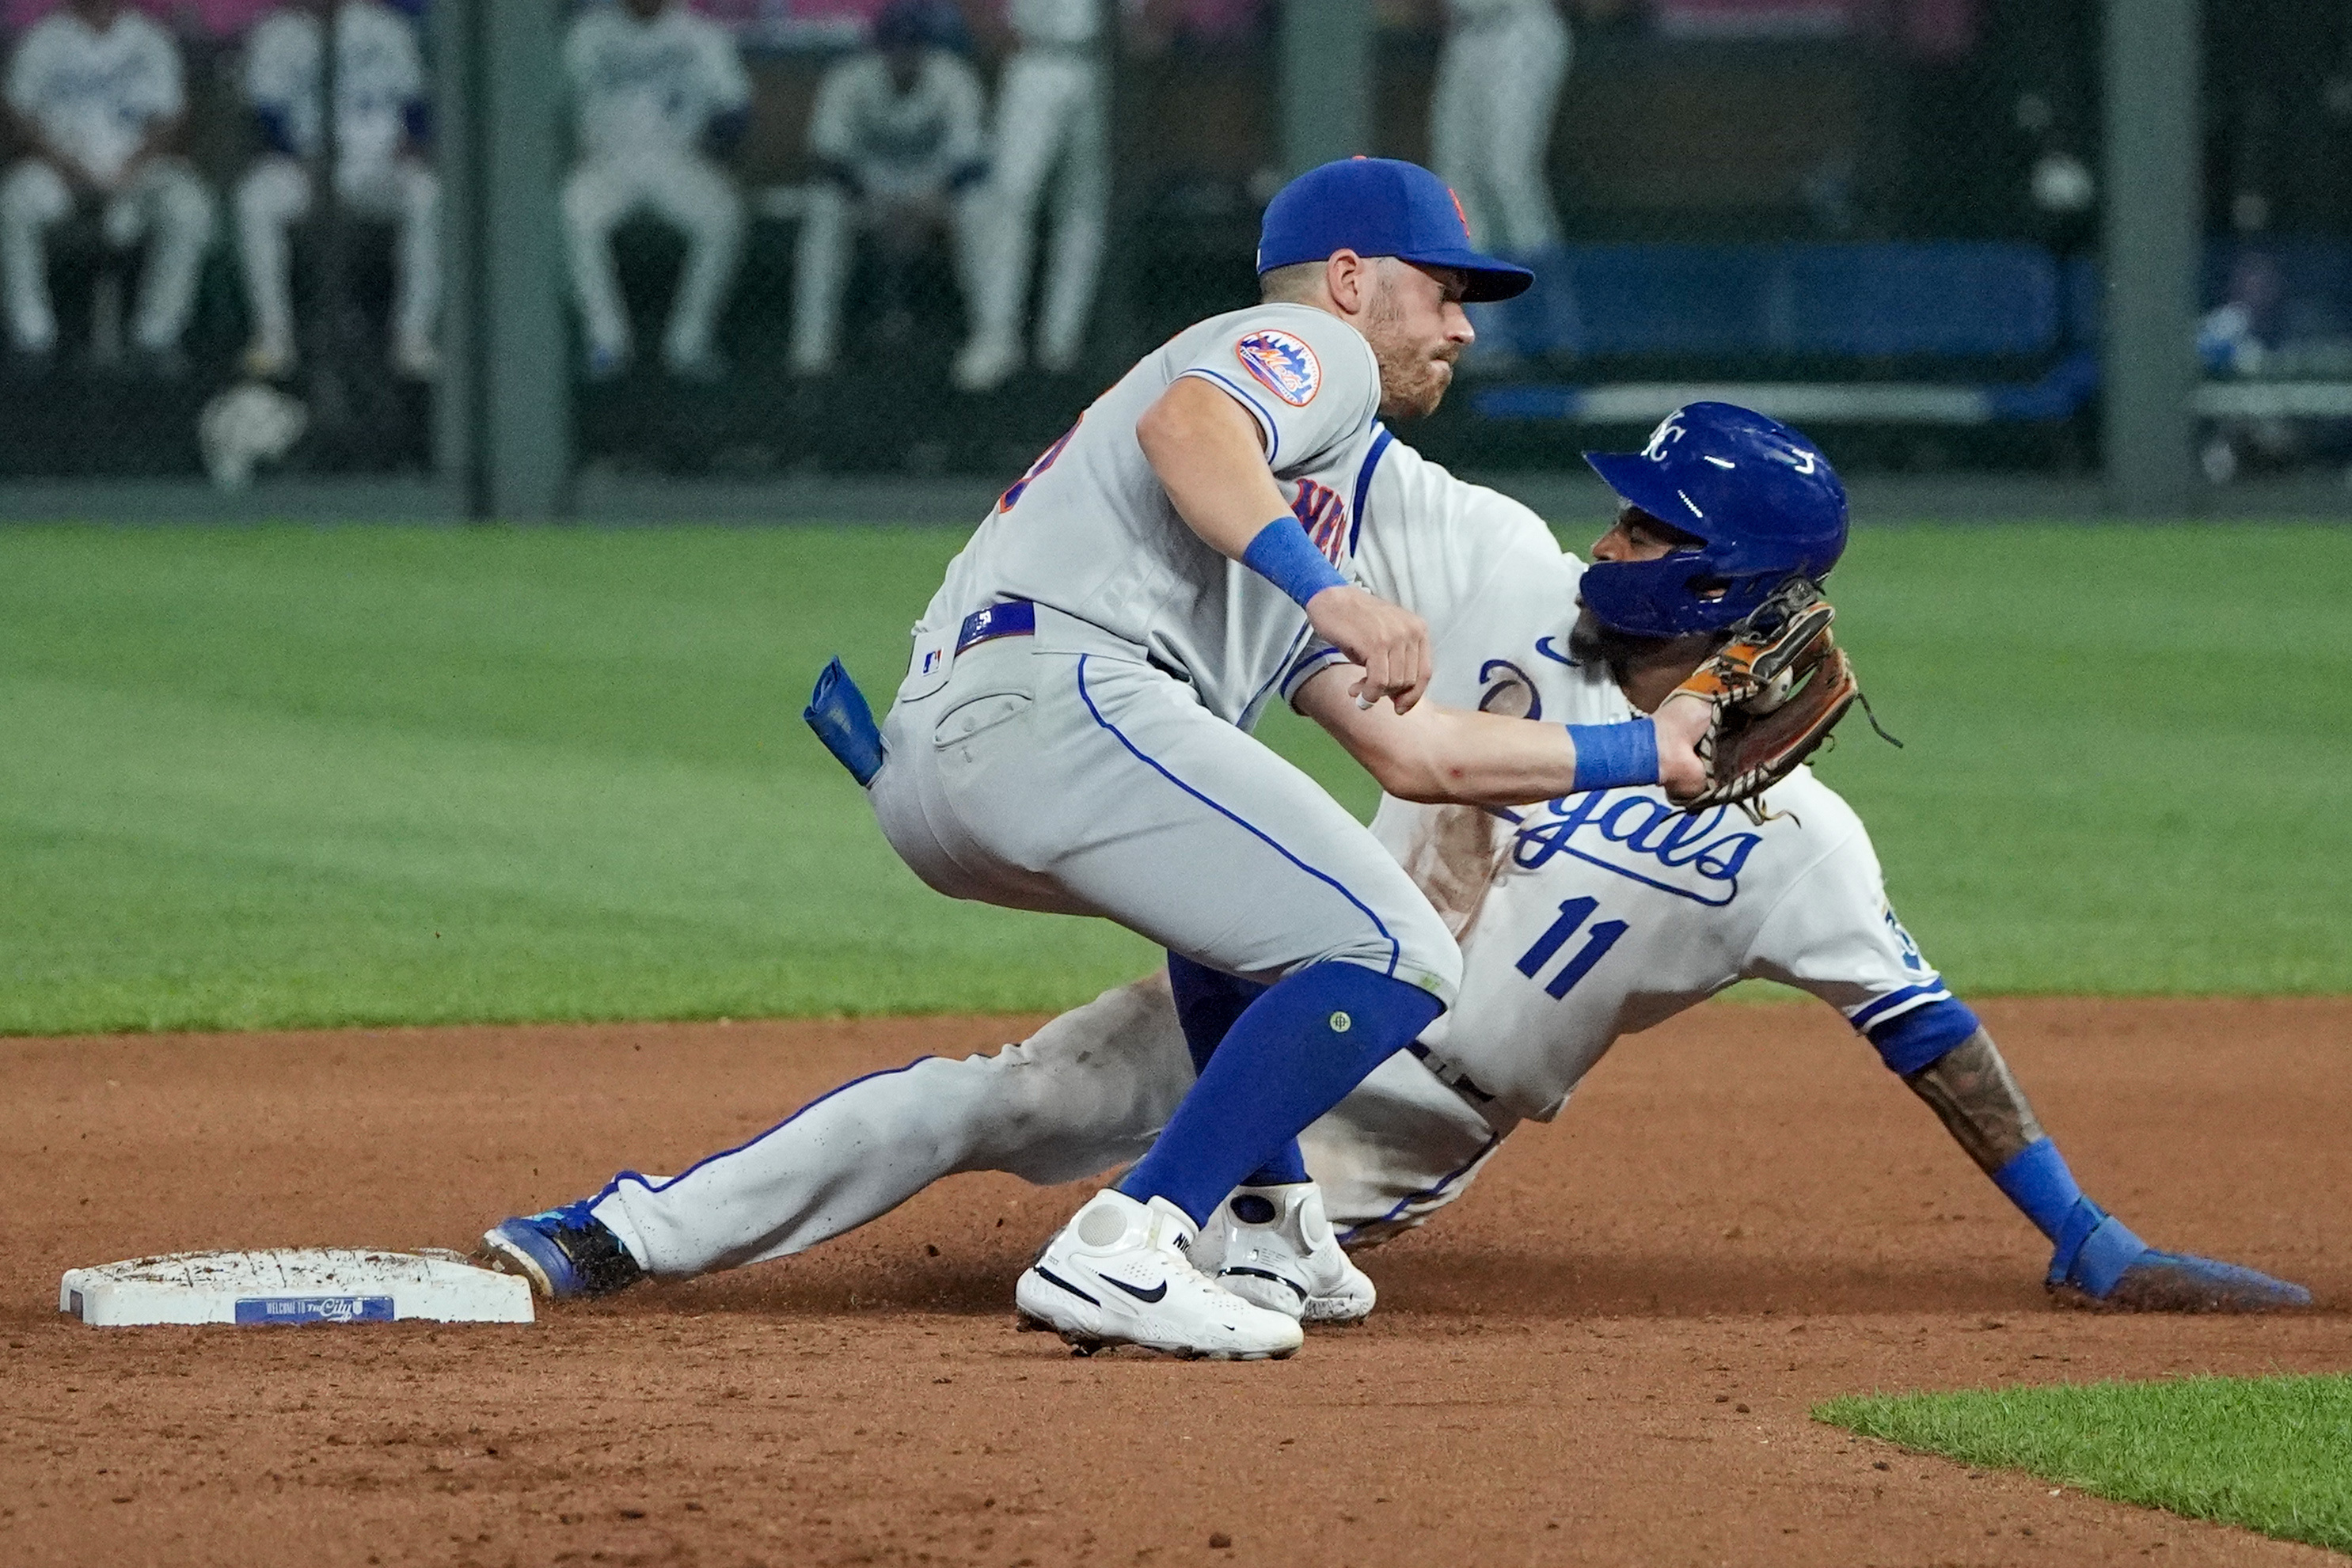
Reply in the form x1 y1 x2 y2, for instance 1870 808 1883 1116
1234 329 1321 407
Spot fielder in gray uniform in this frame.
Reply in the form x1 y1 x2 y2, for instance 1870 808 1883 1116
488 158 1724 1361
482 420 2308 1324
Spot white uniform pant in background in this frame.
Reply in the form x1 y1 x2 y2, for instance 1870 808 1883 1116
0 157 214 355
1431 4 1569 256
592 975 1508 1277
563 153 743 370
869 632 1461 1002
235 154 440 365
963 49 1107 374
789 182 986 375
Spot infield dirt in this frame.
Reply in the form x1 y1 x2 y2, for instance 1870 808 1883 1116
6 998 2348 1567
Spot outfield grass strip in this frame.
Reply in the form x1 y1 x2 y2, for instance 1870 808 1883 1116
1817 1373 2352 1555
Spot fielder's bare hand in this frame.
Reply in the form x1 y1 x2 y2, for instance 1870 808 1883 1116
1307 583 1432 713
1653 689 1713 803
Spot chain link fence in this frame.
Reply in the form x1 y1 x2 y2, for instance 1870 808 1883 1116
2 0 2347 495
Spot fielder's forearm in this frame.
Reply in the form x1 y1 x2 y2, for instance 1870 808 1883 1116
1298 665 1708 804
1900 1029 2046 1178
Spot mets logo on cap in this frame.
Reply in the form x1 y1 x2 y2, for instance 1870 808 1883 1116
1234 328 1321 407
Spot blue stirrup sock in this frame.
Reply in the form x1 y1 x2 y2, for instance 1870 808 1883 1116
1992 1136 2148 1294
1165 955 1306 1188
1122 961 1445 1225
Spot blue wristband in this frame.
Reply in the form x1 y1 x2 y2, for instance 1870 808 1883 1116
1242 518 1348 609
1565 719 1659 793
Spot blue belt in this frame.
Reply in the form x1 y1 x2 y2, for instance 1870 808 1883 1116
956 599 1035 655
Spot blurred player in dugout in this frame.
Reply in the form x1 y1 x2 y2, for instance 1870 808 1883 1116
2 0 214 374
950 0 1109 393
234 0 440 382
563 0 752 383
789 0 986 378
1427 0 1575 364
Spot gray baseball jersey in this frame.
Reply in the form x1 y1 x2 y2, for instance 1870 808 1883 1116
923 302 1385 727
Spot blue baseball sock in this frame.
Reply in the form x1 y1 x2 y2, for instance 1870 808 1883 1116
1165 955 1307 1187
1122 961 1444 1225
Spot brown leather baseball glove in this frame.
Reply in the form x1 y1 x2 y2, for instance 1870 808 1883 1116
1666 584 1867 814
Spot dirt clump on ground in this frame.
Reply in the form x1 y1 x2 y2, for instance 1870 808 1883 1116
4 997 2347 1566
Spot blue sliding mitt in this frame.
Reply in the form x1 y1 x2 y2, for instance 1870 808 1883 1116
804 658 885 787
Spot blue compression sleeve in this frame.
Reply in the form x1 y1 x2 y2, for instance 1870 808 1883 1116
1241 518 1347 609
1565 719 1659 793
1121 962 1442 1224
1165 955 1306 1187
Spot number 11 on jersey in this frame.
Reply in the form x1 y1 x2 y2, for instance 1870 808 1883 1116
1515 897 1629 1000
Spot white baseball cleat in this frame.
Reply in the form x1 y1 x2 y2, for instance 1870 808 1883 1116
1015 1189 1304 1361
1193 1181 1376 1325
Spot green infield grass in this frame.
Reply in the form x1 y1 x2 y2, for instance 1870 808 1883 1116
2 520 2346 1034
1818 1374 2352 1554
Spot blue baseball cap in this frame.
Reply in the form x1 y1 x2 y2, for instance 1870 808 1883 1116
1256 158 1533 303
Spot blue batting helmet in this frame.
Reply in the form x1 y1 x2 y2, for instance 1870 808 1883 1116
1576 402 1849 639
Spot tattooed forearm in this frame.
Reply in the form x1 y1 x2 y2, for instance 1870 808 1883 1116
1901 1031 2045 1175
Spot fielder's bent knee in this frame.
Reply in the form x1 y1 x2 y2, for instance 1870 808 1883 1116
1320 898 1461 1013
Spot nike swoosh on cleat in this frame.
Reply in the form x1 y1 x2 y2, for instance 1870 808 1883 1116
1221 1266 1309 1303
1034 1266 1100 1307
1100 1274 1169 1304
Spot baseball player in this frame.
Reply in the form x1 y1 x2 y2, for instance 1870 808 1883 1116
234 0 439 382
2 0 214 371
1429 0 1571 361
948 0 1107 392
789 0 986 378
561 0 751 382
483 406 2309 1325
492 160 1753 1363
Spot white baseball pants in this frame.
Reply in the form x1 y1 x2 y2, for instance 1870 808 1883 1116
562 153 743 368
0 156 215 355
1431 4 1569 256
591 974 1508 1277
234 154 440 362
788 183 986 374
963 49 1107 371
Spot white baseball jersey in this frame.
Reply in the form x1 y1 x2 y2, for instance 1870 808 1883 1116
1329 440 1971 1124
564 4 751 166
243 2 424 173
807 49 984 202
1009 0 1103 47
5 9 183 186
925 302 1385 726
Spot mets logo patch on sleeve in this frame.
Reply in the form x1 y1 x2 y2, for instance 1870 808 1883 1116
1234 329 1321 407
